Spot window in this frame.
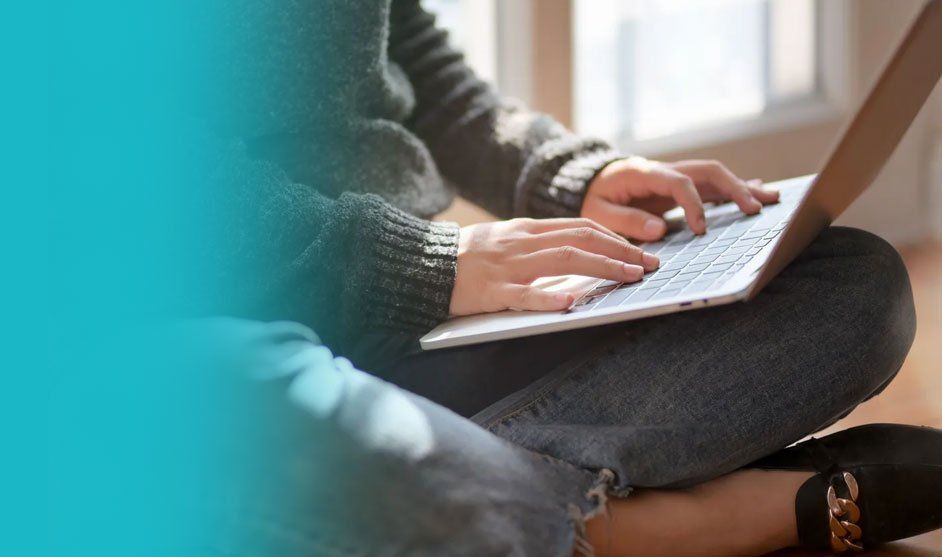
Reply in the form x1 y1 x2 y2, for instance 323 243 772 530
422 0 498 84
425 0 841 153
574 0 818 142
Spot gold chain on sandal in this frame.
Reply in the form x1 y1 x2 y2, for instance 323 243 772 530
827 472 864 553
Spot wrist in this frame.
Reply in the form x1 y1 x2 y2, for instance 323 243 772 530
515 140 623 219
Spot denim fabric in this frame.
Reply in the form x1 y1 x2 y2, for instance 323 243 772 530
203 226 915 556
379 227 917 492
195 319 610 557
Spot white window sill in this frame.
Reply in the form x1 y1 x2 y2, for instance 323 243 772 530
615 97 847 158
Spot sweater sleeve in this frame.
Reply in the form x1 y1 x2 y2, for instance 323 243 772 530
202 139 459 355
388 0 624 220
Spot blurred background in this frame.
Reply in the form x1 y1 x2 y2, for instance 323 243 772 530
425 1 941 553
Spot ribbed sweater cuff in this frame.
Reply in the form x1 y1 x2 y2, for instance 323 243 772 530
359 198 459 333
514 139 624 219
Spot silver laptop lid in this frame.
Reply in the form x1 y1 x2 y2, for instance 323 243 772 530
749 0 942 297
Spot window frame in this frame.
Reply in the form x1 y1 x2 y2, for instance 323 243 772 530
489 0 855 158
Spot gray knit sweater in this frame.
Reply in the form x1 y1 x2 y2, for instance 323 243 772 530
204 0 622 357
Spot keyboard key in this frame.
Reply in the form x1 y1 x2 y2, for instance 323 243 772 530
755 238 771 247
739 231 765 241
680 262 710 275
658 261 688 272
734 234 760 244
669 276 694 288
687 279 715 291
711 263 733 271
729 222 754 232
711 237 736 247
631 290 656 302
613 282 643 295
642 242 668 254
642 277 670 289
726 245 750 255
669 252 699 263
659 246 685 257
715 254 740 265
597 286 636 308
651 269 681 279
695 228 720 239
653 288 682 299
690 252 723 265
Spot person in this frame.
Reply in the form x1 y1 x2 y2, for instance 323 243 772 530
200 1 942 555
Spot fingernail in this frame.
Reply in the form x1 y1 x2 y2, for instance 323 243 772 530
642 252 659 271
643 219 664 237
623 264 643 280
696 214 707 234
748 179 763 186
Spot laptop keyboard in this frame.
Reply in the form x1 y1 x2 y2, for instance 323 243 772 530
569 186 804 313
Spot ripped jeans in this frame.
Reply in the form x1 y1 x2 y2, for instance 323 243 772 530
209 228 915 557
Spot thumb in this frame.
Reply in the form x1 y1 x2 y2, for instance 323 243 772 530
502 285 574 312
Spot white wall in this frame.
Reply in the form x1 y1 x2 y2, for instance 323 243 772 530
833 0 940 245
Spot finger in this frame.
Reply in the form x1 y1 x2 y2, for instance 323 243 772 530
500 285 574 312
680 161 762 215
514 247 645 284
585 197 668 243
746 179 780 204
652 171 706 235
518 217 623 241
520 225 659 271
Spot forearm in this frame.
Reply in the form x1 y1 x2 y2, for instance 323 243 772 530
198 139 459 356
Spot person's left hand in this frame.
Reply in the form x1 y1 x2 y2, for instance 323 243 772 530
581 157 780 242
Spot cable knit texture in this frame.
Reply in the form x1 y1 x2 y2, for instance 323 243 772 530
202 0 622 357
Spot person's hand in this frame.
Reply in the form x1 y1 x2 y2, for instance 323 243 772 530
581 157 780 241
449 218 660 315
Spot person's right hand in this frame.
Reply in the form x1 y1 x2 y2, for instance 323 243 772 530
449 218 660 316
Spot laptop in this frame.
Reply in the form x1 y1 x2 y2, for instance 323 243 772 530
421 0 942 351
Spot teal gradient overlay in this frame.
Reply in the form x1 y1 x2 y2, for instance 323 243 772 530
28 1 315 554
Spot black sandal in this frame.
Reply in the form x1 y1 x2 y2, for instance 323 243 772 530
750 423 942 553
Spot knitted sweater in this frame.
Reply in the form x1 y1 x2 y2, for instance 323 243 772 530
204 0 622 357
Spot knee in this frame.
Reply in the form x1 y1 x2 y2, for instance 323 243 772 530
814 227 916 388
826 227 915 335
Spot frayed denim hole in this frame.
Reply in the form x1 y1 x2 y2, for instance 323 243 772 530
570 469 623 557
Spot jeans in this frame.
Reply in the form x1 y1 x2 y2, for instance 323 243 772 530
211 227 915 556
374 227 917 491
